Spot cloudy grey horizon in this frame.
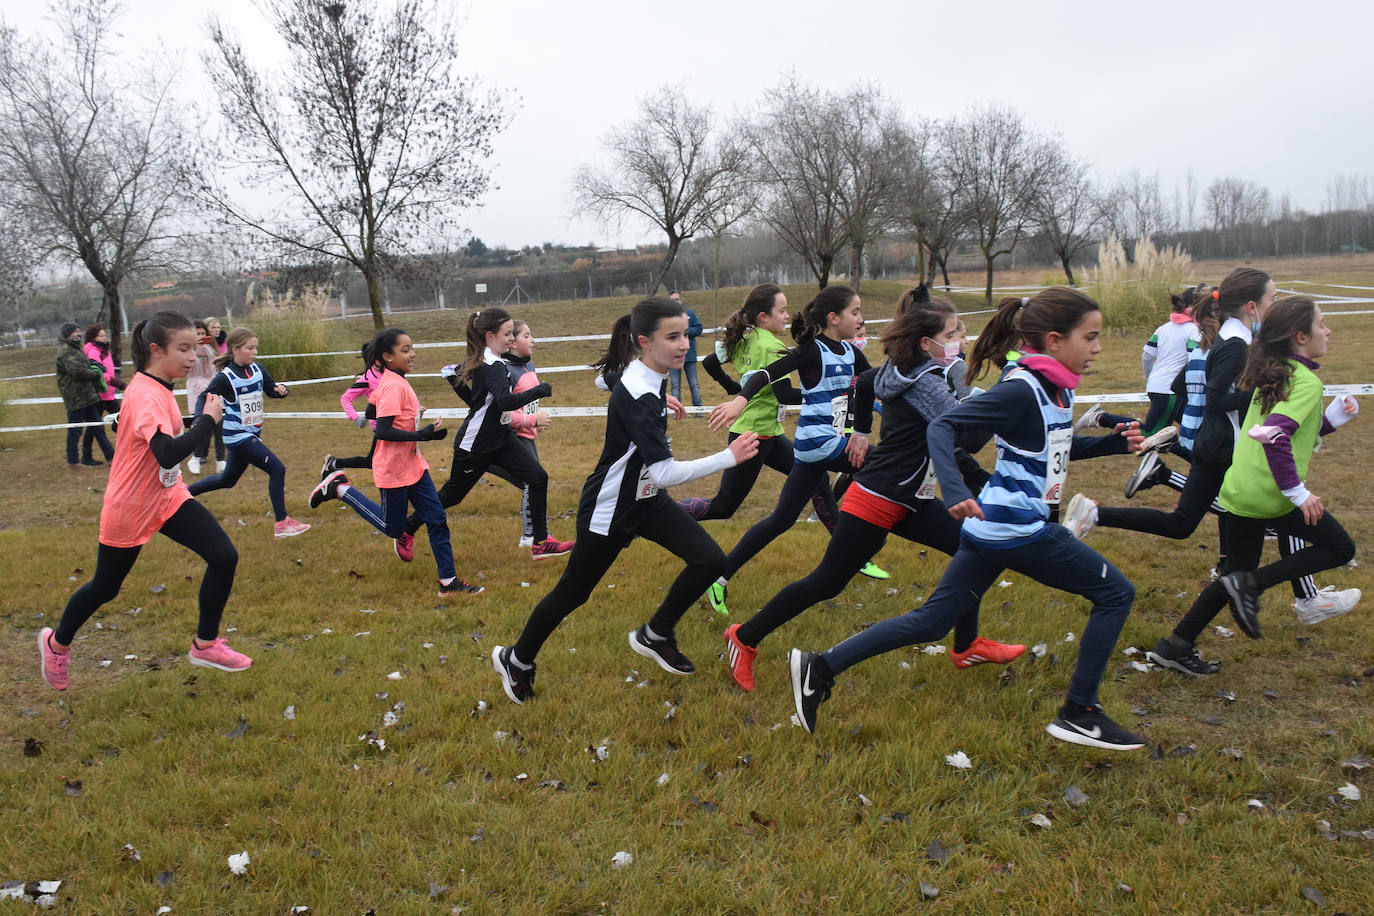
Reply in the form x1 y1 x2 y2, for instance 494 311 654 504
5 0 1371 256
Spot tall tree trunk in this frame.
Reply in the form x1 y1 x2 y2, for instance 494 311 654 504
1059 250 1076 287
712 233 722 335
364 267 384 329
650 237 682 296
816 253 833 290
849 240 865 293
100 281 124 366
915 229 927 285
983 250 996 306
938 255 950 289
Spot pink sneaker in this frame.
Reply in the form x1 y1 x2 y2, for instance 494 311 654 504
188 637 253 672
394 531 415 562
274 516 312 539
37 627 69 691
531 536 574 560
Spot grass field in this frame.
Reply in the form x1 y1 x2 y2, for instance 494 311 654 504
2 259 1373 913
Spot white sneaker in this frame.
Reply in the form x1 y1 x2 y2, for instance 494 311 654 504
1073 403 1105 433
1062 493 1097 540
1138 425 1178 454
187 456 201 475
1294 587 1361 625
216 460 227 473
517 535 534 548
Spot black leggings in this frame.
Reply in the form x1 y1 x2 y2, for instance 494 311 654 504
188 436 289 521
695 433 834 522
55 499 238 645
1174 508 1355 645
408 438 548 540
67 404 115 464
512 498 725 663
736 498 981 651
1098 457 1314 599
723 448 851 578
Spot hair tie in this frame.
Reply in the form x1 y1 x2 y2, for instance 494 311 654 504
1211 290 1220 301
1020 297 1030 309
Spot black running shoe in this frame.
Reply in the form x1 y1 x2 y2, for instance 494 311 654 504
789 648 833 735
1045 702 1145 750
309 470 349 508
1124 450 1160 498
629 626 695 675
491 645 535 704
438 577 484 598
1146 637 1221 677
1220 570 1262 639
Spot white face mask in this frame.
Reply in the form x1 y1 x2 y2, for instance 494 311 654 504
932 340 961 368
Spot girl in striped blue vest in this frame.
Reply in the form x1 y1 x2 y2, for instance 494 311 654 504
788 288 1150 751
189 327 311 540
704 286 879 611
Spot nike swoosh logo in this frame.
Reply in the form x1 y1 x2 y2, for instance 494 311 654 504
802 668 818 697
1066 721 1102 739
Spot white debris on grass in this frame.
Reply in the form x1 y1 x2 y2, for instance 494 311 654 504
1122 646 1139 656
998 580 1013 588
98 660 112 668
1247 799 1266 810
611 851 633 869
1336 783 1362 801
227 851 250 875
1029 813 1052 829
1215 625 1236 638
320 628 332 635
1063 632 1075 643
945 751 972 769
1129 661 1151 673
386 671 403 680
656 772 670 787
922 645 947 656
358 608 377 614
1030 643 1047 658
283 705 296 721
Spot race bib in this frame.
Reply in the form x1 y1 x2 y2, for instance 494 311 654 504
830 394 848 432
915 464 938 500
158 464 182 489
635 466 659 501
1043 426 1072 505
240 390 264 428
776 403 787 425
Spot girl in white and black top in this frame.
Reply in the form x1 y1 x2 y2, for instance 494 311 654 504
400 307 573 560
491 297 759 704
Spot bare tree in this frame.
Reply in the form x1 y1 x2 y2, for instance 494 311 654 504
572 86 749 295
1033 152 1101 286
743 79 851 289
892 120 963 288
940 105 1056 304
199 0 508 329
0 0 194 362
832 85 909 291
1205 177 1269 254
1096 169 1168 261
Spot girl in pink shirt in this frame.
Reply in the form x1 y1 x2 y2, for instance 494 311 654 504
38 311 251 691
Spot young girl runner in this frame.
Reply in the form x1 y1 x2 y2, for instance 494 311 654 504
490 297 760 703
1146 296 1358 671
684 284 835 525
38 311 249 690
309 328 483 597
322 345 385 474
189 318 228 475
723 293 1025 692
492 320 554 548
396 307 573 561
188 328 311 539
788 288 1150 751
703 285 879 614
1140 291 1201 436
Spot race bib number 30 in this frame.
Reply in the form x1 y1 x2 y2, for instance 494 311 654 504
1043 427 1072 505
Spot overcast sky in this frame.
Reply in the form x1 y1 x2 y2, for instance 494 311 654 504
6 0 1372 251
